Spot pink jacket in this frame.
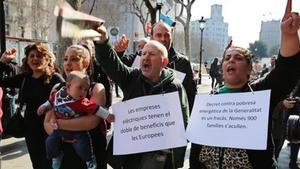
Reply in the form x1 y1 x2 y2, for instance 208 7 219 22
0 87 3 133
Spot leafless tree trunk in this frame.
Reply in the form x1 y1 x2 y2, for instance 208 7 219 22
81 0 96 14
130 1 149 36
129 0 173 36
57 0 82 70
175 0 195 60
144 0 157 26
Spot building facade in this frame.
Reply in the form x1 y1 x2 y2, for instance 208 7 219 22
190 4 229 63
4 0 56 64
4 0 183 58
259 20 280 56
81 0 182 53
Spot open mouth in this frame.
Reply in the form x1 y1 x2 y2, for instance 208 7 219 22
65 69 73 73
31 62 42 67
227 66 236 73
142 63 151 70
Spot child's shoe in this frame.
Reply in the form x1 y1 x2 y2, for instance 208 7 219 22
86 159 97 169
52 153 64 169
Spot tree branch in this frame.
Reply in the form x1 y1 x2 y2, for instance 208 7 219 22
88 0 96 14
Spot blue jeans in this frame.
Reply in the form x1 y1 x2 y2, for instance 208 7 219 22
46 130 93 162
291 143 300 164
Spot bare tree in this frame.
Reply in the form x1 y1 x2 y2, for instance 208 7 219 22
129 0 173 36
31 0 51 40
81 0 96 14
129 0 149 35
190 31 219 63
175 0 196 59
144 0 158 26
81 0 123 28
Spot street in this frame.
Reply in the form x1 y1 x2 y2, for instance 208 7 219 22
0 75 295 169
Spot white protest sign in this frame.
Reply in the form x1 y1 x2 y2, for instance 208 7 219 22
131 55 140 68
186 90 270 150
112 92 187 155
173 69 185 83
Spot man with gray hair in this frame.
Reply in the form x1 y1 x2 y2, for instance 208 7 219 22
94 24 189 169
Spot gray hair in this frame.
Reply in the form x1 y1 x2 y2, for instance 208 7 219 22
145 40 168 59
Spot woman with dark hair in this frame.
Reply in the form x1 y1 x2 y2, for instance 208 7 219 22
190 0 300 168
0 43 64 169
44 44 108 169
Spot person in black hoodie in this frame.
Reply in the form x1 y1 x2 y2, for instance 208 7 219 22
189 0 300 168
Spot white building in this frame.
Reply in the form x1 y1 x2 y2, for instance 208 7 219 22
259 20 280 56
190 4 229 63
4 0 53 41
4 0 55 64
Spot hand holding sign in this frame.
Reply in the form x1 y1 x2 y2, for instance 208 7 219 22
186 90 271 150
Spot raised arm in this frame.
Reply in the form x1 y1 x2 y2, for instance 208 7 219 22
280 0 300 57
0 48 20 87
94 25 133 90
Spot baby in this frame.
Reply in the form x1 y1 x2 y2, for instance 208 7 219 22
38 71 114 169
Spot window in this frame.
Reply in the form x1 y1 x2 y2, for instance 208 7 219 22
20 26 25 37
20 8 24 17
5 24 9 35
4 4 9 16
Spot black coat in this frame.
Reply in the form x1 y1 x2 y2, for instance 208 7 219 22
167 47 196 112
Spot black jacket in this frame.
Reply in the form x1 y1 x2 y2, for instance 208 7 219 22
167 47 196 111
0 61 19 96
116 51 138 67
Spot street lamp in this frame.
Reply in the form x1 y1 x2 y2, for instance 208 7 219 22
156 0 164 21
198 16 206 85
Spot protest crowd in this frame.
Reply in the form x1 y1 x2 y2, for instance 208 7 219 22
0 0 300 169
